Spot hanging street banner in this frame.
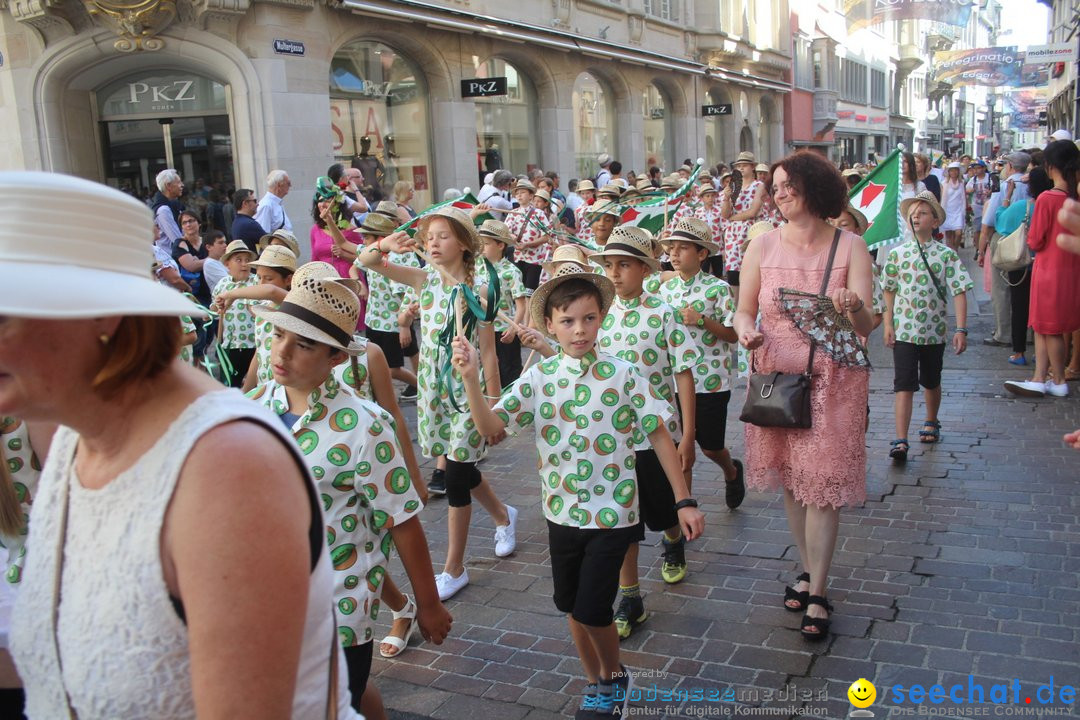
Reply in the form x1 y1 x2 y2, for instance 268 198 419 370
932 47 1023 88
1024 43 1077 64
1017 54 1051 88
1004 91 1047 131
843 0 974 30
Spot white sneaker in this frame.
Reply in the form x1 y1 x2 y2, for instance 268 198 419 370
1046 381 1070 398
494 505 518 558
1004 380 1047 398
435 569 469 601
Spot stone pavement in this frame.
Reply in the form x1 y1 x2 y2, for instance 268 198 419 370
374 248 1080 720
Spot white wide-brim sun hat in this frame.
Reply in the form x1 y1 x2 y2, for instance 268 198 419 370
0 171 208 319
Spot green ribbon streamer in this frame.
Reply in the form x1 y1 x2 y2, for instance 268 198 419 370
434 258 501 413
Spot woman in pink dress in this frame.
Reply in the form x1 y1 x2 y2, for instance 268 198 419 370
309 179 368 329
1024 139 1080 396
734 152 874 641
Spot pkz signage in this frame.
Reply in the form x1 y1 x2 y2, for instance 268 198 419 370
701 104 733 116
461 77 508 98
97 72 227 119
273 39 305 56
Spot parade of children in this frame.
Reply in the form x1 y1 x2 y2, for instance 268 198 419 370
3 138 1079 720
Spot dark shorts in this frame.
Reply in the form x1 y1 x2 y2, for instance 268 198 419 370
365 327 417 369
893 341 946 392
344 641 374 712
495 334 523 387
547 520 639 626
678 391 731 452
631 449 679 536
515 261 543 291
445 458 483 507
726 269 740 287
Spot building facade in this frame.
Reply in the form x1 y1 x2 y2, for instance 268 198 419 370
0 0 789 233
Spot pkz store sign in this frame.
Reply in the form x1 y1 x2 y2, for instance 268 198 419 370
461 77 508 98
97 72 227 119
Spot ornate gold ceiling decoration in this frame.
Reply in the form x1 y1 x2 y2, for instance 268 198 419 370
84 0 176 51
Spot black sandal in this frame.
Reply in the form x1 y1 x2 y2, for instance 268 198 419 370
783 572 810 612
919 420 941 443
889 438 909 462
800 595 832 641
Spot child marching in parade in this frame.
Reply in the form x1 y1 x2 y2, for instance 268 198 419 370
249 273 451 719
657 217 746 509
590 226 704 640
210 240 258 387
356 207 518 600
477 219 529 386
451 262 704 719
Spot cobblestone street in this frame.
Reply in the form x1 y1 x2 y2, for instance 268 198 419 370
376 251 1080 720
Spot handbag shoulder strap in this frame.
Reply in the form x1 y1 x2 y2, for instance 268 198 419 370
804 228 841 375
914 236 948 304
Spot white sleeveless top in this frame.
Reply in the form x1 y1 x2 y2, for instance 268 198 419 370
11 389 359 719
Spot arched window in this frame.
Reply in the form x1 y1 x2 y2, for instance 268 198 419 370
330 41 433 207
473 57 538 185
642 84 671 171
572 72 615 180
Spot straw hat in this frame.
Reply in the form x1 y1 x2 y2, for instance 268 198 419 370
590 226 660 271
222 239 256 262
542 244 592 274
839 202 869 235
733 151 756 166
900 190 945 224
535 188 552 204
596 183 623 199
416 206 481 255
251 274 365 355
530 261 615 336
660 175 680 190
620 186 640 202
664 217 720 256
576 179 596 193
635 178 654 192
249 245 298 273
679 164 693 173
514 179 536 194
597 153 612 166
357 212 397 236
292 261 363 298
259 229 300 258
0 171 207 319
743 221 776 254
698 183 718 197
755 163 770 174
585 200 623 223
478 219 514 246
841 169 862 178
720 171 732 181
373 201 400 220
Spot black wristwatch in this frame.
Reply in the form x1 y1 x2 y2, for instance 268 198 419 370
674 498 699 511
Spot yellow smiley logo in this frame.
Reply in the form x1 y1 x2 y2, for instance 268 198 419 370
848 678 877 708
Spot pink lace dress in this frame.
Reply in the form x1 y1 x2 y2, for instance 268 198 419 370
744 229 870 508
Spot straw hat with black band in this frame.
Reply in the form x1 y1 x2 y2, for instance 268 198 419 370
416 206 481 256
576 179 596 194
251 273 366 355
478 219 514 246
529 261 616 336
222 239 256 263
589 226 661 271
664 217 720 256
0 171 207 319
259 229 301 257
249 245 298 273
357 212 397 237
755 163 770 174
733 151 756 167
542 244 592 274
373 201 400 221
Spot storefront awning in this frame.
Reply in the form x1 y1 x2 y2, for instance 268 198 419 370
341 0 790 94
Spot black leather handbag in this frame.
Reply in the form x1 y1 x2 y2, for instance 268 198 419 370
740 229 840 429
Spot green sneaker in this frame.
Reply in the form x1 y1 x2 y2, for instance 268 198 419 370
661 536 687 584
613 594 647 640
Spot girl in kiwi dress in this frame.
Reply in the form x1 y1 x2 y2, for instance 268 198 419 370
356 208 517 600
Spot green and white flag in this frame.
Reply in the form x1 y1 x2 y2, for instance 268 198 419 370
849 148 903 251
619 163 703 235
396 192 491 236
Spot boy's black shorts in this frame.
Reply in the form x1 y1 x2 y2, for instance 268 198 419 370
677 391 731 452
547 520 639 626
631 449 679 539
893 341 945 392
365 327 418 369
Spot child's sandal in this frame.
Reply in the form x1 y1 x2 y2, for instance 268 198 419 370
919 420 941 443
379 595 418 659
889 439 909 462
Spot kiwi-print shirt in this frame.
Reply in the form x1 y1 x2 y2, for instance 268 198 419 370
476 257 526 333
882 239 973 345
597 292 703 442
249 376 422 647
179 315 196 365
212 275 258 350
657 272 737 394
493 350 671 529
1 417 42 586
252 311 372 399
361 251 421 333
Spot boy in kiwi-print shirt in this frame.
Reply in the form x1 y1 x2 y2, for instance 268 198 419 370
452 263 703 719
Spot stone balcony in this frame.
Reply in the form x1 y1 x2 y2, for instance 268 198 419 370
813 88 839 135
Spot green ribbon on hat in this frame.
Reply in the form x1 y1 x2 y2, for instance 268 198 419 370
434 258 502 413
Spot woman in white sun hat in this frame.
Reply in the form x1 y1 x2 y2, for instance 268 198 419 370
0 172 360 719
